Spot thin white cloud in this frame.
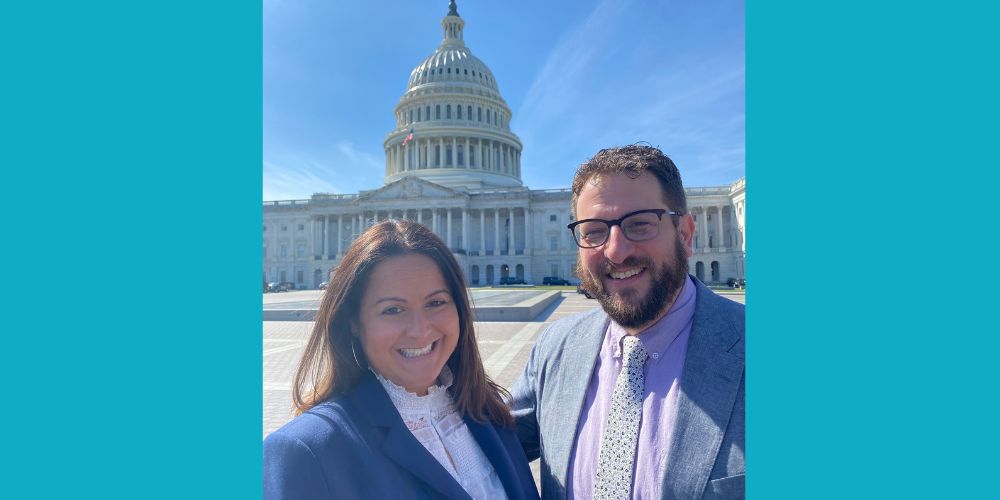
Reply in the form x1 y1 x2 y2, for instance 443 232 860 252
263 141 385 200
263 160 340 200
515 0 744 190
334 140 383 182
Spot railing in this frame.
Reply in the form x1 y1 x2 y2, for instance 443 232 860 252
311 193 358 201
685 186 729 196
263 199 311 207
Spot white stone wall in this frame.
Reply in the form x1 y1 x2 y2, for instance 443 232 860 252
263 179 746 288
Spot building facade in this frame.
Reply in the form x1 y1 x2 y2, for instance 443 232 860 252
263 1 745 288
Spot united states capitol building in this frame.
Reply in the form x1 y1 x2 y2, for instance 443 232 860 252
263 1 745 289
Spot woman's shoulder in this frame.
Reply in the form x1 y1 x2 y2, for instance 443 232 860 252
264 396 358 450
263 396 372 497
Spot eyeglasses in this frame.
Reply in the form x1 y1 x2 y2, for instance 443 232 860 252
567 208 681 249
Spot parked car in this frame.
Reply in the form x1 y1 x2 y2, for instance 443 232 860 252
542 276 570 286
319 281 329 290
726 278 739 288
577 285 594 299
267 282 293 292
737 278 746 289
279 281 296 291
498 277 526 285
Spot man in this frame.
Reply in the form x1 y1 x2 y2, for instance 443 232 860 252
511 145 744 499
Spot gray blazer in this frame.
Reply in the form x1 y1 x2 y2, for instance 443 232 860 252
511 277 745 499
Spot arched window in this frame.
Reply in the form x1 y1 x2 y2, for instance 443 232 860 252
457 105 462 119
467 105 472 120
446 105 451 119
417 108 421 121
478 107 482 122
435 105 441 119
426 105 430 120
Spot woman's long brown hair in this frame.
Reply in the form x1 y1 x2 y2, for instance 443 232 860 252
291 220 513 427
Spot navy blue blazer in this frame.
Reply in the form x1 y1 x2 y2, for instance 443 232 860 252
263 372 539 500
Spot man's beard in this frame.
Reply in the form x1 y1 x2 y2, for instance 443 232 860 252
578 237 689 330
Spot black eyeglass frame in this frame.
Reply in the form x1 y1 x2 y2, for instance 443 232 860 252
567 208 683 248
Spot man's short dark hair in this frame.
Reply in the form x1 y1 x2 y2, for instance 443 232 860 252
570 144 687 217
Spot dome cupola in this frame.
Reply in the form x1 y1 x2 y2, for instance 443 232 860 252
383 1 524 190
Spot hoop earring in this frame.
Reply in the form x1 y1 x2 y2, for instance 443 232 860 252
350 339 363 368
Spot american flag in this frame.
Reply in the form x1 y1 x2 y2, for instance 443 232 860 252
402 127 414 146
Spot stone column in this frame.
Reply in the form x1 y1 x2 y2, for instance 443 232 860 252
446 208 453 249
318 216 325 259
432 209 437 234
480 209 485 256
337 214 343 258
508 208 515 255
311 217 317 257
525 208 532 256
452 137 458 167
494 209 500 256
478 140 484 170
699 207 709 249
717 206 726 249
417 209 423 225
461 209 468 250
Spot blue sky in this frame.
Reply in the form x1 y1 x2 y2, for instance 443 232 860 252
264 0 744 201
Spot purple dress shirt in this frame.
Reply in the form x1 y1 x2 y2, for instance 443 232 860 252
567 276 696 500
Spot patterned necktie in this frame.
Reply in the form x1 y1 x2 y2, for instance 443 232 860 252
594 335 649 500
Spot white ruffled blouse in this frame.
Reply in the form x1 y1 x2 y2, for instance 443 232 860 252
374 368 509 500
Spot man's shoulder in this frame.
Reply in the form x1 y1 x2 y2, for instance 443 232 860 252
692 280 745 357
535 306 608 347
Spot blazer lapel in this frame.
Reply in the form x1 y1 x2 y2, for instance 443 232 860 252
546 309 609 487
351 373 472 500
661 280 744 500
465 418 526 500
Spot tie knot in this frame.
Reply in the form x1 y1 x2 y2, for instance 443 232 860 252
621 335 648 365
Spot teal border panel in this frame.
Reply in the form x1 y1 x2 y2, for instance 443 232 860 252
750 1 998 498
2 1 261 498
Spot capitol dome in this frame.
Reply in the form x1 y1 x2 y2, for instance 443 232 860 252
383 0 523 190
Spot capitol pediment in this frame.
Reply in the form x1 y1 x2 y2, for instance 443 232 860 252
360 177 465 202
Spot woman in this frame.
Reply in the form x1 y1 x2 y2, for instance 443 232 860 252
263 220 538 500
